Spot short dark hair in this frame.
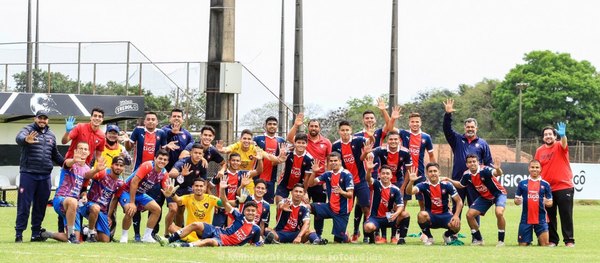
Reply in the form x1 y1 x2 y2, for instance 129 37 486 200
542 126 557 137
294 133 308 142
156 149 169 158
265 116 278 124
387 130 400 137
426 162 440 171
362 110 375 117
145 111 158 118
338 120 351 128
242 200 258 211
240 129 253 137
91 107 104 117
308 119 321 127
529 159 541 166
328 152 342 161
409 112 421 118
200 126 216 136
466 153 479 162
229 152 241 159
254 179 267 188
171 108 183 116
292 183 305 191
193 178 207 185
380 165 393 172
191 143 203 151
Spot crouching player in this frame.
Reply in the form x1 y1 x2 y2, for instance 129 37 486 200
514 160 553 246
363 157 410 245
79 156 125 242
264 183 324 244
406 163 463 246
156 170 262 247
42 143 106 243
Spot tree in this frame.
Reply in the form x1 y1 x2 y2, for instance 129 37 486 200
400 88 456 141
492 50 600 141
320 95 386 141
240 102 322 134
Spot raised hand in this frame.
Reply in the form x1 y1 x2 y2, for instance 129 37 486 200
376 97 387 111
294 112 304 127
161 178 180 197
443 98 455 113
215 140 224 151
556 122 567 137
364 154 377 171
118 131 128 144
365 123 376 138
201 158 208 168
363 140 374 154
237 188 249 203
95 156 107 171
25 131 39 144
407 166 419 182
311 159 322 172
65 116 76 132
216 163 227 179
255 148 264 160
220 174 229 189
391 105 402 119
240 172 251 187
166 141 180 151
181 163 193 176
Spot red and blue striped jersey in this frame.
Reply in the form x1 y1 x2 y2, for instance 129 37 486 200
460 166 506 200
122 161 168 195
274 200 310 232
254 134 286 183
400 130 434 178
87 169 124 213
354 128 386 147
416 181 457 214
370 180 403 217
219 209 261 246
279 151 313 190
371 146 413 184
332 136 368 185
211 170 246 201
56 163 90 198
317 170 354 215
241 195 271 226
515 178 552 224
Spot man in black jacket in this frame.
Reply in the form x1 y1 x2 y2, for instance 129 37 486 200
14 110 64 242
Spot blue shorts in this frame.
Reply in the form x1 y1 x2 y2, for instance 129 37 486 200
518 222 548 244
276 230 300 243
312 202 349 239
78 201 110 235
470 194 507 215
52 196 81 232
118 192 156 210
354 182 371 208
212 208 227 228
199 222 223 246
275 185 291 200
366 216 396 230
427 211 453 229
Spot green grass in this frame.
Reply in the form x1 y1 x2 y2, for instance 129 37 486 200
0 201 598 262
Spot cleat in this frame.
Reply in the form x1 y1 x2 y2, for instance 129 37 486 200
442 234 452 245
423 238 434 246
87 232 97 243
375 236 387 244
168 242 182 248
391 237 399 244
134 234 142 243
155 234 169 247
68 234 80 244
120 235 128 243
566 242 575 248
396 238 406 245
471 239 484 246
15 236 23 243
496 241 505 247
350 233 360 243
31 228 48 242
420 233 429 242
265 232 277 244
142 235 157 243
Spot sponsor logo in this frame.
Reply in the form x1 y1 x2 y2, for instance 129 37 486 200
115 100 139 114
527 190 539 202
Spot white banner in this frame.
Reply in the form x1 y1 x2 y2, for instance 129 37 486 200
571 163 599 200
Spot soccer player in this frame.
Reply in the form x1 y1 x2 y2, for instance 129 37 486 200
332 120 373 243
307 152 354 243
363 158 411 245
117 149 171 243
443 99 493 223
43 142 106 243
156 170 262 247
406 163 463 246
166 143 207 233
534 122 575 247
265 183 324 244
514 160 553 246
443 154 506 246
275 133 316 205
179 125 225 194
366 130 412 243
286 113 332 204
216 129 258 171
210 152 264 227
61 108 106 165
162 109 193 170
240 179 271 236
99 124 131 167
79 156 125 242
253 116 287 204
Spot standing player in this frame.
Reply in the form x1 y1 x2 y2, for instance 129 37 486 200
332 120 373 243
406 163 463 246
443 99 493 225
287 113 331 204
444 154 506 246
265 183 324 245
43 143 106 243
117 149 171 243
156 172 262 247
253 116 286 204
61 108 106 165
514 160 553 246
534 122 575 247
162 109 193 171
307 152 354 243
79 156 125 242
99 124 131 167
275 133 315 205
363 157 411 245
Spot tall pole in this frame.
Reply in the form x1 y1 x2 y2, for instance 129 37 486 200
389 0 398 112
516 82 528 162
278 0 286 136
26 0 33 92
206 0 236 144
292 0 303 121
34 0 39 71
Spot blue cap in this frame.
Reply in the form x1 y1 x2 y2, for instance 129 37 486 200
106 124 120 133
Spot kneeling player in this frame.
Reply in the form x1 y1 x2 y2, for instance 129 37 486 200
514 160 553 246
265 183 324 244
363 159 410 245
156 171 262 247
406 163 463 246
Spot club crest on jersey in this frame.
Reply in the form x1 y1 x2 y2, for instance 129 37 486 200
182 134 186 139
442 189 446 194
422 139 426 143
204 203 209 208
475 143 480 148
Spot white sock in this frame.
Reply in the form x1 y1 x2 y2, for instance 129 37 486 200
144 228 154 238
67 226 74 236
121 230 129 240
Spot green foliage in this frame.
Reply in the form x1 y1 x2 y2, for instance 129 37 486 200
492 51 600 141
321 95 386 141
401 88 456 141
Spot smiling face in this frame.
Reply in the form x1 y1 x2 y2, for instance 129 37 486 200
200 129 215 146
294 139 307 155
34 115 49 129
229 155 242 171
426 165 440 184
528 161 542 179
243 205 257 222
90 110 104 129
154 154 169 169
409 116 422 133
144 113 158 131
240 133 253 150
111 160 125 176
543 128 557 146
464 120 478 139
379 168 393 184
466 156 479 173
338 124 352 142
291 186 305 203
308 120 321 137
387 133 400 149
363 113 376 128
192 180 206 196
328 155 342 171
265 120 278 136
254 182 266 198
76 143 90 162
170 111 183 126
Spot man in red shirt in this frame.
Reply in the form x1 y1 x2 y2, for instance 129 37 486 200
61 108 106 165
534 122 575 247
287 113 332 203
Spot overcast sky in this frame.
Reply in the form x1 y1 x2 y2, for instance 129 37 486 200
1 0 599 118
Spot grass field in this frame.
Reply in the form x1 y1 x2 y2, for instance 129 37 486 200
0 201 598 262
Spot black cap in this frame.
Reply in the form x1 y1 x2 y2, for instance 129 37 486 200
35 110 49 118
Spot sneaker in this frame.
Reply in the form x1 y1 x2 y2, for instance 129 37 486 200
471 239 484 246
68 234 80 244
420 233 429 242
265 232 276 244
375 236 387 244
566 242 575 248
120 235 128 243
31 228 48 242
134 234 142 243
363 236 369 243
496 241 505 247
351 233 360 243
155 234 169 247
423 238 434 246
40 229 53 239
15 235 23 243
442 234 452 245
168 242 182 248
87 231 98 243
548 242 557 247
396 238 406 245
312 238 328 245
142 235 157 243
391 237 399 244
